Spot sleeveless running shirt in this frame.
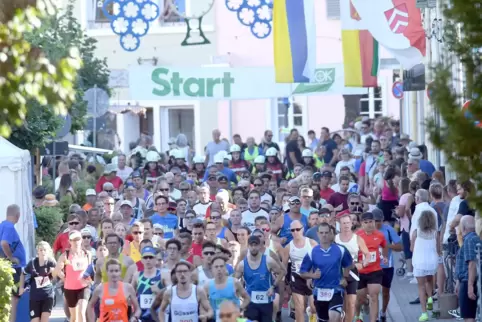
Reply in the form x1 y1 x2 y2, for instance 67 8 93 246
64 251 89 290
243 255 272 304
99 282 129 322
170 285 199 322
289 237 313 274
197 266 213 287
209 277 240 321
137 269 162 319
101 254 128 283
335 234 359 260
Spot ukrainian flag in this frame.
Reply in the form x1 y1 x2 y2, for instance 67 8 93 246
273 0 316 83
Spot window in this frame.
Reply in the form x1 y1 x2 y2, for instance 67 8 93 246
326 0 340 19
88 0 186 30
359 87 383 118
277 97 305 142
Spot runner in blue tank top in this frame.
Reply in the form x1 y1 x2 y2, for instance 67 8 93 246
235 235 283 322
272 196 309 246
132 247 162 322
205 255 249 322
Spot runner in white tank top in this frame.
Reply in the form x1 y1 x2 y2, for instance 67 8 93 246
169 284 198 322
283 220 319 322
335 233 359 260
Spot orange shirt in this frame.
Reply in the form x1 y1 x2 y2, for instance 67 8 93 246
82 204 92 211
356 229 387 274
99 282 129 322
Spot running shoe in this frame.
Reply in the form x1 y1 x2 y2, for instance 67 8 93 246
426 297 433 311
379 311 387 322
419 312 429 321
355 316 363 322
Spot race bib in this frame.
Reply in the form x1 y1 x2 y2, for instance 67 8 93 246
71 258 86 271
317 288 334 301
379 247 384 260
140 294 154 309
104 298 115 306
368 251 377 263
251 291 269 304
34 276 51 288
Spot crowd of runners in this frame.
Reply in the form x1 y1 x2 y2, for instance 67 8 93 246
2 116 481 322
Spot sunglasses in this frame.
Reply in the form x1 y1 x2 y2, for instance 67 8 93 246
82 236 91 239
143 256 154 260
290 227 303 232
203 251 215 256
132 231 144 235
105 190 113 193
211 216 221 220
254 184 263 187
159 188 170 191
154 232 164 236
290 201 301 205
69 222 80 225
261 227 270 232
350 202 360 205
208 177 216 181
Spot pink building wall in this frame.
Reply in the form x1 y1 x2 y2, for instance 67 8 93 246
215 0 399 141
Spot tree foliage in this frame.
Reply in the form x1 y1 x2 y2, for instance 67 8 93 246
0 258 14 322
0 0 81 138
426 0 482 212
8 1 110 150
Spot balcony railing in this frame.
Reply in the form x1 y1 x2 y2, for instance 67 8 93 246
87 17 185 30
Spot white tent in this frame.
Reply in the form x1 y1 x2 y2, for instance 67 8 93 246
0 137 35 259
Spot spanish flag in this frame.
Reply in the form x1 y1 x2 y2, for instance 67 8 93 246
341 0 379 87
273 0 316 83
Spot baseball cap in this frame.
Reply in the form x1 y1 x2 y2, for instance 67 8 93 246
80 228 92 236
217 175 228 183
120 200 133 208
322 171 332 178
85 189 96 196
372 208 384 221
69 230 82 240
251 229 264 236
336 209 350 218
208 174 217 180
288 196 301 203
248 235 261 245
141 246 157 257
33 186 47 199
361 212 374 221
313 172 322 181
131 171 142 178
270 206 281 212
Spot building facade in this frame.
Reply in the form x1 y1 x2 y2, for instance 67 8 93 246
69 0 401 154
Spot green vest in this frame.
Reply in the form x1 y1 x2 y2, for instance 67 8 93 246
314 154 324 169
244 146 259 162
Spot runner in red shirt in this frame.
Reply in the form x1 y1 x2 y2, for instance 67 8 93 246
187 222 205 265
355 212 388 322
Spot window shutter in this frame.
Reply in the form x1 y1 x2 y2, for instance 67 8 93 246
326 0 340 20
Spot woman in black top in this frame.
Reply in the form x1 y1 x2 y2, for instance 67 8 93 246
19 241 57 322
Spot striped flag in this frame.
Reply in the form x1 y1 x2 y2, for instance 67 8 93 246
341 0 379 87
350 0 426 69
273 0 316 83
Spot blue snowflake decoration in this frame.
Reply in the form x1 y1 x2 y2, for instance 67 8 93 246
103 0 160 52
226 0 273 39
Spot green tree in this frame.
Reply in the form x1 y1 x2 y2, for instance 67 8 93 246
8 1 110 150
427 1 482 212
0 0 81 138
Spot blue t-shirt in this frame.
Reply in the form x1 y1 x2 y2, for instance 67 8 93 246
0 220 26 268
300 243 352 293
419 159 436 177
300 207 318 218
379 224 401 268
304 225 320 243
149 213 178 239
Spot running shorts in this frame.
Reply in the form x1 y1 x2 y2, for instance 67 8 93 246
29 298 54 319
64 287 91 308
358 270 383 289
290 273 312 296
244 302 273 322
314 290 344 321
381 267 394 289
345 267 359 295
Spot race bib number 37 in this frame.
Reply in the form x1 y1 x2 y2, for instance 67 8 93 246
251 291 269 304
